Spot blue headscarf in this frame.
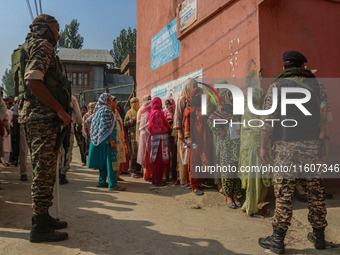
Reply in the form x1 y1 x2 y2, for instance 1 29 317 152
80 105 87 117
117 101 126 121
90 93 116 146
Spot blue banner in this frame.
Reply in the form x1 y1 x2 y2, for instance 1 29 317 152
151 19 180 71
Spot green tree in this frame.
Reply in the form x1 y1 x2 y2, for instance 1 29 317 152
110 27 136 68
1 68 14 97
57 19 84 52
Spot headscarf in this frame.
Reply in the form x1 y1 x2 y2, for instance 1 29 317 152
117 101 126 121
189 87 203 119
209 80 231 120
130 97 139 112
139 100 152 130
80 105 87 117
141 95 150 106
90 93 116 146
164 98 176 122
148 97 169 135
181 78 198 101
88 102 96 114
29 14 60 46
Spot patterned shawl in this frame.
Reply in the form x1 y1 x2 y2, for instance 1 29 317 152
90 93 116 146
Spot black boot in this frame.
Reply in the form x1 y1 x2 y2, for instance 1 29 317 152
59 174 69 185
258 226 286 254
308 227 326 250
47 213 68 230
30 214 68 243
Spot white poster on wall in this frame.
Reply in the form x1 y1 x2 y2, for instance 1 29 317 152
151 69 203 106
179 0 197 31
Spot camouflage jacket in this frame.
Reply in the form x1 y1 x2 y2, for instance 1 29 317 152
18 37 58 123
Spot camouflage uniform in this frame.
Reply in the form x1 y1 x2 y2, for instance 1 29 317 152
18 37 60 215
262 77 332 231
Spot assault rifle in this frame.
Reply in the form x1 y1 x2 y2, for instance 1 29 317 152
54 80 72 153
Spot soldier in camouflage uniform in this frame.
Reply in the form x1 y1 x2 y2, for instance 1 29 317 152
17 14 71 242
258 51 332 254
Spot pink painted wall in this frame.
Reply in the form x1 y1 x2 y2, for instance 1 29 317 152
137 0 263 97
259 0 340 163
137 0 340 163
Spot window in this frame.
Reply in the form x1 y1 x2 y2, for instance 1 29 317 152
84 73 88 86
67 73 72 82
78 73 83 86
72 73 77 85
69 72 89 86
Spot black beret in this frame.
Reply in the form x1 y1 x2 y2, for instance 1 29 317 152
283 51 307 63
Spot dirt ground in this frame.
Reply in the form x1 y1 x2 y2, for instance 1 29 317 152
0 149 339 255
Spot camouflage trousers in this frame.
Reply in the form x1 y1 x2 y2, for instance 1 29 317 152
23 120 59 215
272 178 328 231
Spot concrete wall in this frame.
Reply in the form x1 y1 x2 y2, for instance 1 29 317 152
137 0 262 98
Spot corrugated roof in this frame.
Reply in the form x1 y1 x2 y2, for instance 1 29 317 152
58 48 114 64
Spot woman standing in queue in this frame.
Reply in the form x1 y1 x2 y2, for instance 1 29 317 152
148 97 170 186
87 93 126 191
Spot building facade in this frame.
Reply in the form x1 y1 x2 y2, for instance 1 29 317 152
136 0 340 163
58 48 114 97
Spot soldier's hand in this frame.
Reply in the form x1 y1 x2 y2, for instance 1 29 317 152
58 108 71 127
261 147 270 164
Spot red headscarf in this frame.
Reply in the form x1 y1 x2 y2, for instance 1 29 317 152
148 97 169 136
164 98 176 122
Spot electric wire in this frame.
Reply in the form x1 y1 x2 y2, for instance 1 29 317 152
39 0 43 14
26 0 34 21
34 0 39 16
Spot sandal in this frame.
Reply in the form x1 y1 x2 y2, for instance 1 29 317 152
109 185 126 191
181 183 191 189
97 183 109 188
193 189 204 196
234 201 242 208
117 177 125 181
227 202 236 209
173 179 180 185
131 173 140 179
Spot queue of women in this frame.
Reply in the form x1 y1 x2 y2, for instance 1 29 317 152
82 78 271 218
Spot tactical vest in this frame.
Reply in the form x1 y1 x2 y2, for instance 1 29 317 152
11 41 69 110
273 77 320 141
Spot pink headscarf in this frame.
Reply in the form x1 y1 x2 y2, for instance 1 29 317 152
148 97 169 136
139 100 152 129
164 98 176 122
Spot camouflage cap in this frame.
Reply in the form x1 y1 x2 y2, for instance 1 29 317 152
30 14 59 29
29 14 59 38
